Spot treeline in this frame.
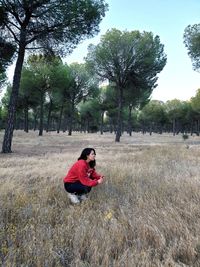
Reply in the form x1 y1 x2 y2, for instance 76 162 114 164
0 53 200 136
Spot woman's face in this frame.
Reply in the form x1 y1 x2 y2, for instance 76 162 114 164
87 150 96 162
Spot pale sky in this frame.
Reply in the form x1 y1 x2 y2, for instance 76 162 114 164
65 0 200 102
2 0 200 102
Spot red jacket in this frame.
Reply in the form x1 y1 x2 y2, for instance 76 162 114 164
63 159 101 187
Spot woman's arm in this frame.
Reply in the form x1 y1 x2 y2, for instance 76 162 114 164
91 169 104 181
77 161 98 187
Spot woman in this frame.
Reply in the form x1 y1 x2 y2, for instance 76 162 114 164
63 148 104 204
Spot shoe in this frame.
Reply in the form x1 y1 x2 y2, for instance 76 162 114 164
78 194 88 202
67 193 80 204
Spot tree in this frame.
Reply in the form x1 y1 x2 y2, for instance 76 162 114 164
0 0 108 153
180 101 194 135
96 86 109 134
191 89 200 113
124 84 152 136
165 99 184 135
101 84 117 133
79 99 101 133
26 54 62 136
86 28 166 142
139 100 167 135
184 24 200 71
0 83 11 127
19 66 41 132
49 63 74 134
67 63 99 135
191 88 200 135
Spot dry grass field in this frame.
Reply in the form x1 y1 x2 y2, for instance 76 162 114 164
0 130 200 267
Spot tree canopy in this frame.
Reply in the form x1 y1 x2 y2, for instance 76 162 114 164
0 36 15 87
184 24 200 71
0 0 108 53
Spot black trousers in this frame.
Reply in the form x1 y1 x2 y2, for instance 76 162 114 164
64 182 92 195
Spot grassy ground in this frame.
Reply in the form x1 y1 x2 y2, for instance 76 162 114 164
0 130 200 266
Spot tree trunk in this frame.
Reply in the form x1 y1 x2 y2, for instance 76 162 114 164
190 120 194 136
142 123 146 134
176 120 180 135
39 91 44 136
197 118 200 136
34 113 37 131
109 118 113 133
62 113 67 133
57 104 64 134
87 118 90 133
46 99 53 132
173 118 176 136
2 31 26 153
149 123 152 135
128 104 132 136
81 118 86 133
68 117 72 135
80 118 83 133
68 101 74 136
115 87 123 142
24 102 29 133
100 111 104 135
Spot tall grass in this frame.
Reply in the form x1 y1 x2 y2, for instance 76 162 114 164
0 131 200 266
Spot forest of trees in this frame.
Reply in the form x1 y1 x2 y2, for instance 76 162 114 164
1 61 200 138
0 1 200 153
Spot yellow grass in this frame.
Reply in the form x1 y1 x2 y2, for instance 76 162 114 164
0 130 200 266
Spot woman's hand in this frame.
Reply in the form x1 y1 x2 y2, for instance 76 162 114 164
97 176 104 184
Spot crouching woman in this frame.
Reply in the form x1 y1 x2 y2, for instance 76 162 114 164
63 148 104 204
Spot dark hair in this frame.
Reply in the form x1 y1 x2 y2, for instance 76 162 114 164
78 147 96 168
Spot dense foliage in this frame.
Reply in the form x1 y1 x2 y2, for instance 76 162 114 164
184 24 200 71
0 36 15 87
